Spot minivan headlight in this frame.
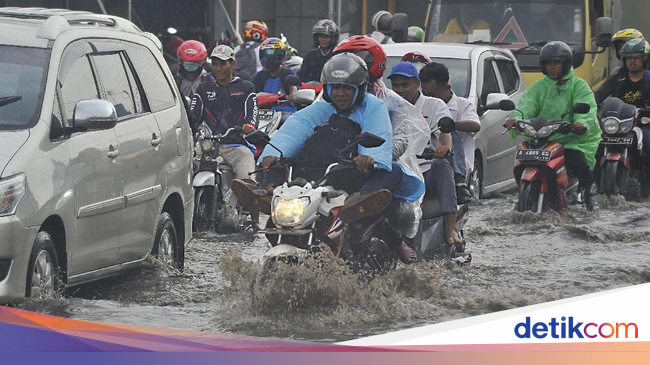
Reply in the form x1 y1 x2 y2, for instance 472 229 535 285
0 173 26 216
272 197 310 227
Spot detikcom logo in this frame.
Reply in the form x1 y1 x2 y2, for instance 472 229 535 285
515 317 638 339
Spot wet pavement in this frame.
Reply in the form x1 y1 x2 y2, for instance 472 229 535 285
17 193 650 343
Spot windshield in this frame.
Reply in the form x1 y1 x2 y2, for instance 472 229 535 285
384 57 471 98
0 46 50 130
426 0 585 70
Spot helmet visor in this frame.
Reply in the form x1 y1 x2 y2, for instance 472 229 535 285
182 61 203 72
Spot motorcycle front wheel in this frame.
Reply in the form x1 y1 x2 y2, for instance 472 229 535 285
603 161 618 197
516 181 542 213
192 186 214 232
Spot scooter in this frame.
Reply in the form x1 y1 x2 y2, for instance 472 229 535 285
508 103 591 213
597 96 647 199
242 130 399 274
192 125 249 232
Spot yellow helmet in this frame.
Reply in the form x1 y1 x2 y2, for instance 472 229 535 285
612 29 644 59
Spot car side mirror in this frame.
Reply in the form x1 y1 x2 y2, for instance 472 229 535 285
294 89 316 106
357 132 385 148
438 116 455 133
485 93 515 111
594 17 613 48
244 130 271 146
284 75 301 87
573 103 591 114
391 13 409 43
70 99 118 132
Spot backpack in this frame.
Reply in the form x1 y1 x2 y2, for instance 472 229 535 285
234 43 258 81
252 67 293 93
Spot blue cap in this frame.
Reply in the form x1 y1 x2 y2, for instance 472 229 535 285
388 61 419 79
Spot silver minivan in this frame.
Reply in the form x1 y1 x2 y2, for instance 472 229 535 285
0 8 193 303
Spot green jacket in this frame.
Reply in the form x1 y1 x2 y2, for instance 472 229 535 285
510 68 601 169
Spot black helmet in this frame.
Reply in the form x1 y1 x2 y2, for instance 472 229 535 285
620 38 650 61
321 52 369 107
312 19 339 47
539 41 573 77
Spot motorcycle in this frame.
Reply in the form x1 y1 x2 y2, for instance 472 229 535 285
596 96 648 199
243 130 401 274
192 125 249 232
508 103 591 213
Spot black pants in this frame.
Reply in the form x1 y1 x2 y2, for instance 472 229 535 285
564 149 594 191
359 162 403 195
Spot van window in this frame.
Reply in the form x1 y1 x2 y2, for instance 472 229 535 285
92 52 137 118
496 60 520 95
481 61 499 105
60 55 99 126
122 53 149 114
125 45 176 112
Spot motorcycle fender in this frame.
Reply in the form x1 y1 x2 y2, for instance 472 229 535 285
193 171 215 187
520 167 542 183
604 151 623 162
263 244 308 261
416 216 444 254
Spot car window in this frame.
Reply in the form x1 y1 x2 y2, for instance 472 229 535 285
60 55 100 126
92 52 137 119
122 53 149 114
481 60 499 106
496 60 520 95
125 44 176 112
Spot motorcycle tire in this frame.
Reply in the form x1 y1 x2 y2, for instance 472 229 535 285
516 181 538 212
604 161 618 197
192 186 214 232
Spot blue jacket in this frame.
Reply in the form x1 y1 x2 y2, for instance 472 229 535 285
259 94 425 202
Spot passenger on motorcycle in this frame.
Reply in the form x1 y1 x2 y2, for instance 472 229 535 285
389 62 463 246
610 29 644 68
233 20 267 80
505 41 601 211
333 36 431 246
419 62 481 203
252 37 298 117
594 38 650 190
401 51 431 72
298 19 339 82
175 40 215 99
238 53 423 263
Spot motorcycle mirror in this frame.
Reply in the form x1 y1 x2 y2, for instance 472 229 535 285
357 132 386 148
244 130 271 146
484 93 515 111
284 75 301 87
499 100 516 111
438 117 455 134
573 103 591 114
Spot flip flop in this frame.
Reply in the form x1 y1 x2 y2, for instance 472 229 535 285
396 242 417 264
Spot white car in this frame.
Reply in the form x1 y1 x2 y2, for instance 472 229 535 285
383 42 525 198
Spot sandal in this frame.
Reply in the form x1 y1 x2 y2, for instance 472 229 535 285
396 242 417 264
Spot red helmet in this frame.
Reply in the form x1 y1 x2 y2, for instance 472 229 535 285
401 51 431 64
177 40 208 63
333 35 386 79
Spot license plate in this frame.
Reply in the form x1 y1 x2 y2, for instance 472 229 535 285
258 110 276 121
516 149 551 162
602 137 633 145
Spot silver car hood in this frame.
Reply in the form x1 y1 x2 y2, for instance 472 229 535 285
0 130 29 176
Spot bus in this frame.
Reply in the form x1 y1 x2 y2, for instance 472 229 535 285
423 0 620 88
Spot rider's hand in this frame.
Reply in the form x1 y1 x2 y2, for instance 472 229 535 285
353 155 374 172
434 145 452 158
287 94 296 103
261 156 277 169
572 122 587 135
242 123 256 134
503 118 516 129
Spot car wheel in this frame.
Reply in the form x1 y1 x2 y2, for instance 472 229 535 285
469 155 483 199
153 212 183 270
26 232 59 299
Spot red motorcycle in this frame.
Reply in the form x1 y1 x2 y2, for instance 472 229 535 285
510 103 591 213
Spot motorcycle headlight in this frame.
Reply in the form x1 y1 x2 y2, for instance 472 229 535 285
521 124 537 138
537 124 561 138
619 117 634 134
602 117 620 135
0 174 26 217
272 197 310 227
200 140 214 152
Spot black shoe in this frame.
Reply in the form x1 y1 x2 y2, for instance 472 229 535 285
456 185 474 205
584 193 599 211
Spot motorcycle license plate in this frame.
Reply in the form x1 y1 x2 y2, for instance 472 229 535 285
258 110 276 121
516 149 551 162
602 137 633 145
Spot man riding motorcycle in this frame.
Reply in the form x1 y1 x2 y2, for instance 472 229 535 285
505 41 601 211
298 19 339 82
175 40 215 99
234 53 424 263
252 37 298 116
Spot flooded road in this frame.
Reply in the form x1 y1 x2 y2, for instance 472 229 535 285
18 193 650 343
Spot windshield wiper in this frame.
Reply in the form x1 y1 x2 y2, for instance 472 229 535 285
512 41 548 55
466 40 513 45
0 96 22 108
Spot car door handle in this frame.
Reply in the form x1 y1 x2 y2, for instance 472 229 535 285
107 148 120 159
151 133 162 147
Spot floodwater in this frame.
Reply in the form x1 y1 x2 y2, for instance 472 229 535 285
17 193 650 343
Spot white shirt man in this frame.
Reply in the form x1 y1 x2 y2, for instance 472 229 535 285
413 92 452 173
447 91 481 174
